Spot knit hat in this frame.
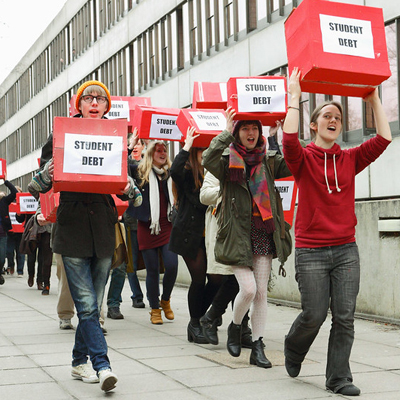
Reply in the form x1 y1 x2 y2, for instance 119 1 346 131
75 80 112 115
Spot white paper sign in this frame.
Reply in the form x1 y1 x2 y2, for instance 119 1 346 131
275 181 295 211
189 111 226 131
149 114 182 140
320 14 374 59
236 79 286 113
9 212 22 225
106 101 130 120
63 133 123 176
19 196 38 213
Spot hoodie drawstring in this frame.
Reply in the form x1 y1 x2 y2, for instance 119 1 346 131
324 153 341 193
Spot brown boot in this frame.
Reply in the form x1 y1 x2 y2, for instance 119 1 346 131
160 298 174 320
150 308 163 325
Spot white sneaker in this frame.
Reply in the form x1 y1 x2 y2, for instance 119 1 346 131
71 363 99 383
59 319 74 330
98 368 118 392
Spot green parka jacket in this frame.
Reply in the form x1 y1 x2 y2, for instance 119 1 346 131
202 130 293 268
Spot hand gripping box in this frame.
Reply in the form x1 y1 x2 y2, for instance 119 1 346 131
285 0 391 97
192 82 228 110
131 105 183 142
227 77 287 126
69 95 152 133
176 109 227 148
16 193 39 214
40 188 60 223
0 158 6 180
53 117 128 194
9 203 25 233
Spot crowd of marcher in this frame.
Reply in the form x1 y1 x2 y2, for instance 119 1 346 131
0 71 392 396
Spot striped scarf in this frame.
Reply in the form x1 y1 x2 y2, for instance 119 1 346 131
229 139 275 232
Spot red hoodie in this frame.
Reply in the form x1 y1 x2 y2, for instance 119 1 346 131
282 133 390 248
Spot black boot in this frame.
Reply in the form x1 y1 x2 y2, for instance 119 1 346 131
200 311 221 345
241 319 253 349
227 322 242 357
187 319 209 344
250 338 272 368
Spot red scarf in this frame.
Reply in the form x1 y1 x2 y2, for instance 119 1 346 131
229 139 275 232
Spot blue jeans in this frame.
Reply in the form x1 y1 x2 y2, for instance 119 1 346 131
107 262 126 308
0 236 8 271
142 244 178 309
285 243 360 392
62 255 111 372
6 234 25 274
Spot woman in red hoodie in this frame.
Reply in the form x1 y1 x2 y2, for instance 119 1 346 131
282 67 392 397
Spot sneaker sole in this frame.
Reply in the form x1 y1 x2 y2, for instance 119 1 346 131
101 375 118 392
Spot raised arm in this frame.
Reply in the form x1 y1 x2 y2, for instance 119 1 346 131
283 67 302 135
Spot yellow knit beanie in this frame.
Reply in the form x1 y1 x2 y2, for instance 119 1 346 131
75 80 112 115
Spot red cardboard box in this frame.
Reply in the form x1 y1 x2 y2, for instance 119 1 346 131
275 177 298 227
112 195 129 217
176 109 227 148
192 82 228 110
9 203 25 233
40 188 60 223
227 77 287 126
285 0 391 97
0 158 6 180
53 117 128 194
16 193 38 214
69 95 152 133
131 105 183 142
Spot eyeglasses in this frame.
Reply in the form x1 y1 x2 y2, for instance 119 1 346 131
81 95 108 104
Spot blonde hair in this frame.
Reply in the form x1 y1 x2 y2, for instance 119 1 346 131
137 140 171 187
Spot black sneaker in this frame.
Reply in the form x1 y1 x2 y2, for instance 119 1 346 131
327 384 361 396
0 274 4 285
132 298 145 308
107 307 124 319
42 286 50 295
285 357 301 377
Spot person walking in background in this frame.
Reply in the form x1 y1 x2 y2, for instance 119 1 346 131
282 68 392 396
0 173 18 284
129 137 178 325
169 127 221 344
202 108 292 368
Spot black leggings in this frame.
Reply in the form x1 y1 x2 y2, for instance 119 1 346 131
184 240 222 319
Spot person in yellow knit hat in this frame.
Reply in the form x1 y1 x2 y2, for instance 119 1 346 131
29 80 142 393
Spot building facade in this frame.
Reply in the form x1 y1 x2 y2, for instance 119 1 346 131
1 0 399 321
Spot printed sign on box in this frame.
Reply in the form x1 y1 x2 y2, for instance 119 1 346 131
53 117 128 194
285 0 391 97
275 177 298 227
131 106 183 141
9 203 24 233
0 158 6 180
227 77 287 126
176 109 226 148
16 193 38 214
69 95 151 133
192 82 228 110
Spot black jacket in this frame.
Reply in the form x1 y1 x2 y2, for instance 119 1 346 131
168 149 207 259
0 181 18 233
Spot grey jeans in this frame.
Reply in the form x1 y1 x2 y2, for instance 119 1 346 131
285 242 360 392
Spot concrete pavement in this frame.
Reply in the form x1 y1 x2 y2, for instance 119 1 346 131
1 266 400 399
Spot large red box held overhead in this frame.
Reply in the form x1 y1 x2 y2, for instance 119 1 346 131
227 76 287 126
192 82 228 110
53 117 128 194
40 188 60 223
176 109 227 148
285 0 391 97
16 193 38 214
9 203 25 233
131 105 183 142
69 95 152 133
0 158 6 180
